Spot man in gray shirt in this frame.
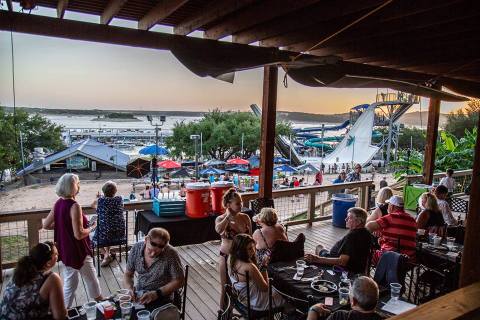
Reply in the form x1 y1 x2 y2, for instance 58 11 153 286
124 227 184 309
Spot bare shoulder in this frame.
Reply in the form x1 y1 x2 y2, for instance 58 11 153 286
44 272 62 287
215 213 226 223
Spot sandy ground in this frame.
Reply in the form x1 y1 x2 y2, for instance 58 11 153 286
0 172 397 212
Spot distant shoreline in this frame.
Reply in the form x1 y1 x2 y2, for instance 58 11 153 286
91 117 142 122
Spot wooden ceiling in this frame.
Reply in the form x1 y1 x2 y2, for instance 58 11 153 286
5 0 480 84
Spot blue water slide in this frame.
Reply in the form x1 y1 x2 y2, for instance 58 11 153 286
293 120 350 133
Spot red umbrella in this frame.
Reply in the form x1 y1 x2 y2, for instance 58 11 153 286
227 158 249 165
157 160 181 169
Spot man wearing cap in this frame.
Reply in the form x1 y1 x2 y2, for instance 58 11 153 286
366 195 417 264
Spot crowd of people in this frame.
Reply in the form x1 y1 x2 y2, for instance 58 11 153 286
0 166 464 319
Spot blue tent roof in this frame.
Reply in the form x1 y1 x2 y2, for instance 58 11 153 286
273 164 298 173
274 156 290 164
139 144 169 156
225 166 250 174
199 167 226 175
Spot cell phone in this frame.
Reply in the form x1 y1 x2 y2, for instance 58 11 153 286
67 308 80 319
89 215 97 225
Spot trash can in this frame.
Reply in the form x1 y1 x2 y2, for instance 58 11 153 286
211 181 234 214
332 194 357 228
186 183 211 218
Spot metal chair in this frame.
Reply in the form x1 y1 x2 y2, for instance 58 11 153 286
218 284 233 320
173 265 189 320
93 209 128 277
272 286 310 320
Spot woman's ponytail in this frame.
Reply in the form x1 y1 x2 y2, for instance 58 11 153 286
13 256 38 287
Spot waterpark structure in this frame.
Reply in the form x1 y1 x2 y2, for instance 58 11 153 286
251 91 419 168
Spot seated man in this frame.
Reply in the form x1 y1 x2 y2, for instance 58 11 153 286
366 195 417 264
434 185 457 226
305 207 373 274
307 276 382 320
124 228 184 310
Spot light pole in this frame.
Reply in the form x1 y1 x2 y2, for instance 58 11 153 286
190 134 200 180
147 115 166 192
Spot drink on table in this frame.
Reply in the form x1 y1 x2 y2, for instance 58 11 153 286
120 302 133 320
296 260 306 277
446 237 455 249
137 310 151 320
83 301 97 320
338 288 349 305
390 283 402 301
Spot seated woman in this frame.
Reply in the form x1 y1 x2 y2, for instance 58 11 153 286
92 181 126 267
0 242 67 320
252 208 288 267
366 187 393 223
416 192 445 237
229 234 285 312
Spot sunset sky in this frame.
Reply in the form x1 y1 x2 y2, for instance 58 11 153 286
0 6 467 114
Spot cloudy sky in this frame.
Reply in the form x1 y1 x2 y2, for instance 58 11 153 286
0 5 467 114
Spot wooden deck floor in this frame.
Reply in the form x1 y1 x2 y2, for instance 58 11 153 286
0 221 348 320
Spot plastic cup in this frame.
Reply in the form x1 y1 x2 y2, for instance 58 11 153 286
433 236 442 246
428 232 437 244
137 310 151 320
118 294 131 303
446 237 455 249
117 289 130 296
338 287 349 305
390 283 402 301
296 260 306 277
83 301 97 320
120 302 133 320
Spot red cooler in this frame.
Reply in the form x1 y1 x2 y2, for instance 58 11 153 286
185 183 211 218
211 181 234 214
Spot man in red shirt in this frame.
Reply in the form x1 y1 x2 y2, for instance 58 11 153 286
366 195 417 264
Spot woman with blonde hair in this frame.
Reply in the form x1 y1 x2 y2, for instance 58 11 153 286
252 208 288 266
416 192 445 236
366 187 393 223
43 173 103 307
215 188 252 307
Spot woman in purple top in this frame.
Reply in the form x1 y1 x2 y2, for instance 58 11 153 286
43 173 103 307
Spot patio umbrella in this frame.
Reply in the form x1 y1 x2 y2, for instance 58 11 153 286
203 159 226 166
126 158 151 179
181 160 204 167
170 167 192 178
225 166 250 174
274 156 290 164
157 160 181 169
274 164 298 173
296 163 320 173
248 155 260 167
199 167 226 175
139 144 169 156
227 158 249 165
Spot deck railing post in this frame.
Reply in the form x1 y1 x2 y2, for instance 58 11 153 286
27 218 42 249
308 191 316 226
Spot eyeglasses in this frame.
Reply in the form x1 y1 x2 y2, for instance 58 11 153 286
147 236 166 249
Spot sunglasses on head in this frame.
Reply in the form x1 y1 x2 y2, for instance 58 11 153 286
147 236 166 249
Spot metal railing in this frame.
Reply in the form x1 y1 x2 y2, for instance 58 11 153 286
0 181 373 272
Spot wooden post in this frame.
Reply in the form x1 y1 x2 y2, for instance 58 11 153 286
460 115 480 287
308 192 316 226
259 66 277 200
27 218 41 250
423 83 441 185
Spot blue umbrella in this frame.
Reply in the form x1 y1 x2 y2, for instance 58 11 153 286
274 164 298 173
139 144 169 156
296 163 320 173
199 167 226 175
248 155 260 167
274 156 290 164
225 166 250 174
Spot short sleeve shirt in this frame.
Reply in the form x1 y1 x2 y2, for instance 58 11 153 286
127 241 184 296
329 228 373 274
376 210 417 259
327 310 383 320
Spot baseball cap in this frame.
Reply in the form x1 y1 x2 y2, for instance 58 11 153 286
386 195 404 207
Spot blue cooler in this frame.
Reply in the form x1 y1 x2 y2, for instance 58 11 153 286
152 198 186 217
332 194 357 228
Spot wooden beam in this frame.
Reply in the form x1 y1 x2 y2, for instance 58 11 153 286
460 115 480 287
138 0 188 31
259 66 278 200
174 0 256 36
204 0 321 40
100 0 128 25
232 0 383 44
422 83 441 185
57 0 69 19
6 0 13 11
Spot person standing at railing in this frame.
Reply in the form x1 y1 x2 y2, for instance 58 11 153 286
43 173 104 308
0 241 67 320
345 164 362 182
439 169 455 193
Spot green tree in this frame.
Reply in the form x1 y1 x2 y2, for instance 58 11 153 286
397 127 426 151
0 107 64 176
444 99 479 138
165 109 291 160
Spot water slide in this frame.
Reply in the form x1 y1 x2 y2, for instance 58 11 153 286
250 104 303 166
322 103 381 166
293 120 350 133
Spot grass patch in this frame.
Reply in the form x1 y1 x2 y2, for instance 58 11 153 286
1 235 28 263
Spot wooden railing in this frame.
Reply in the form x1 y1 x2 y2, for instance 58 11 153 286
0 181 373 271
403 169 473 194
